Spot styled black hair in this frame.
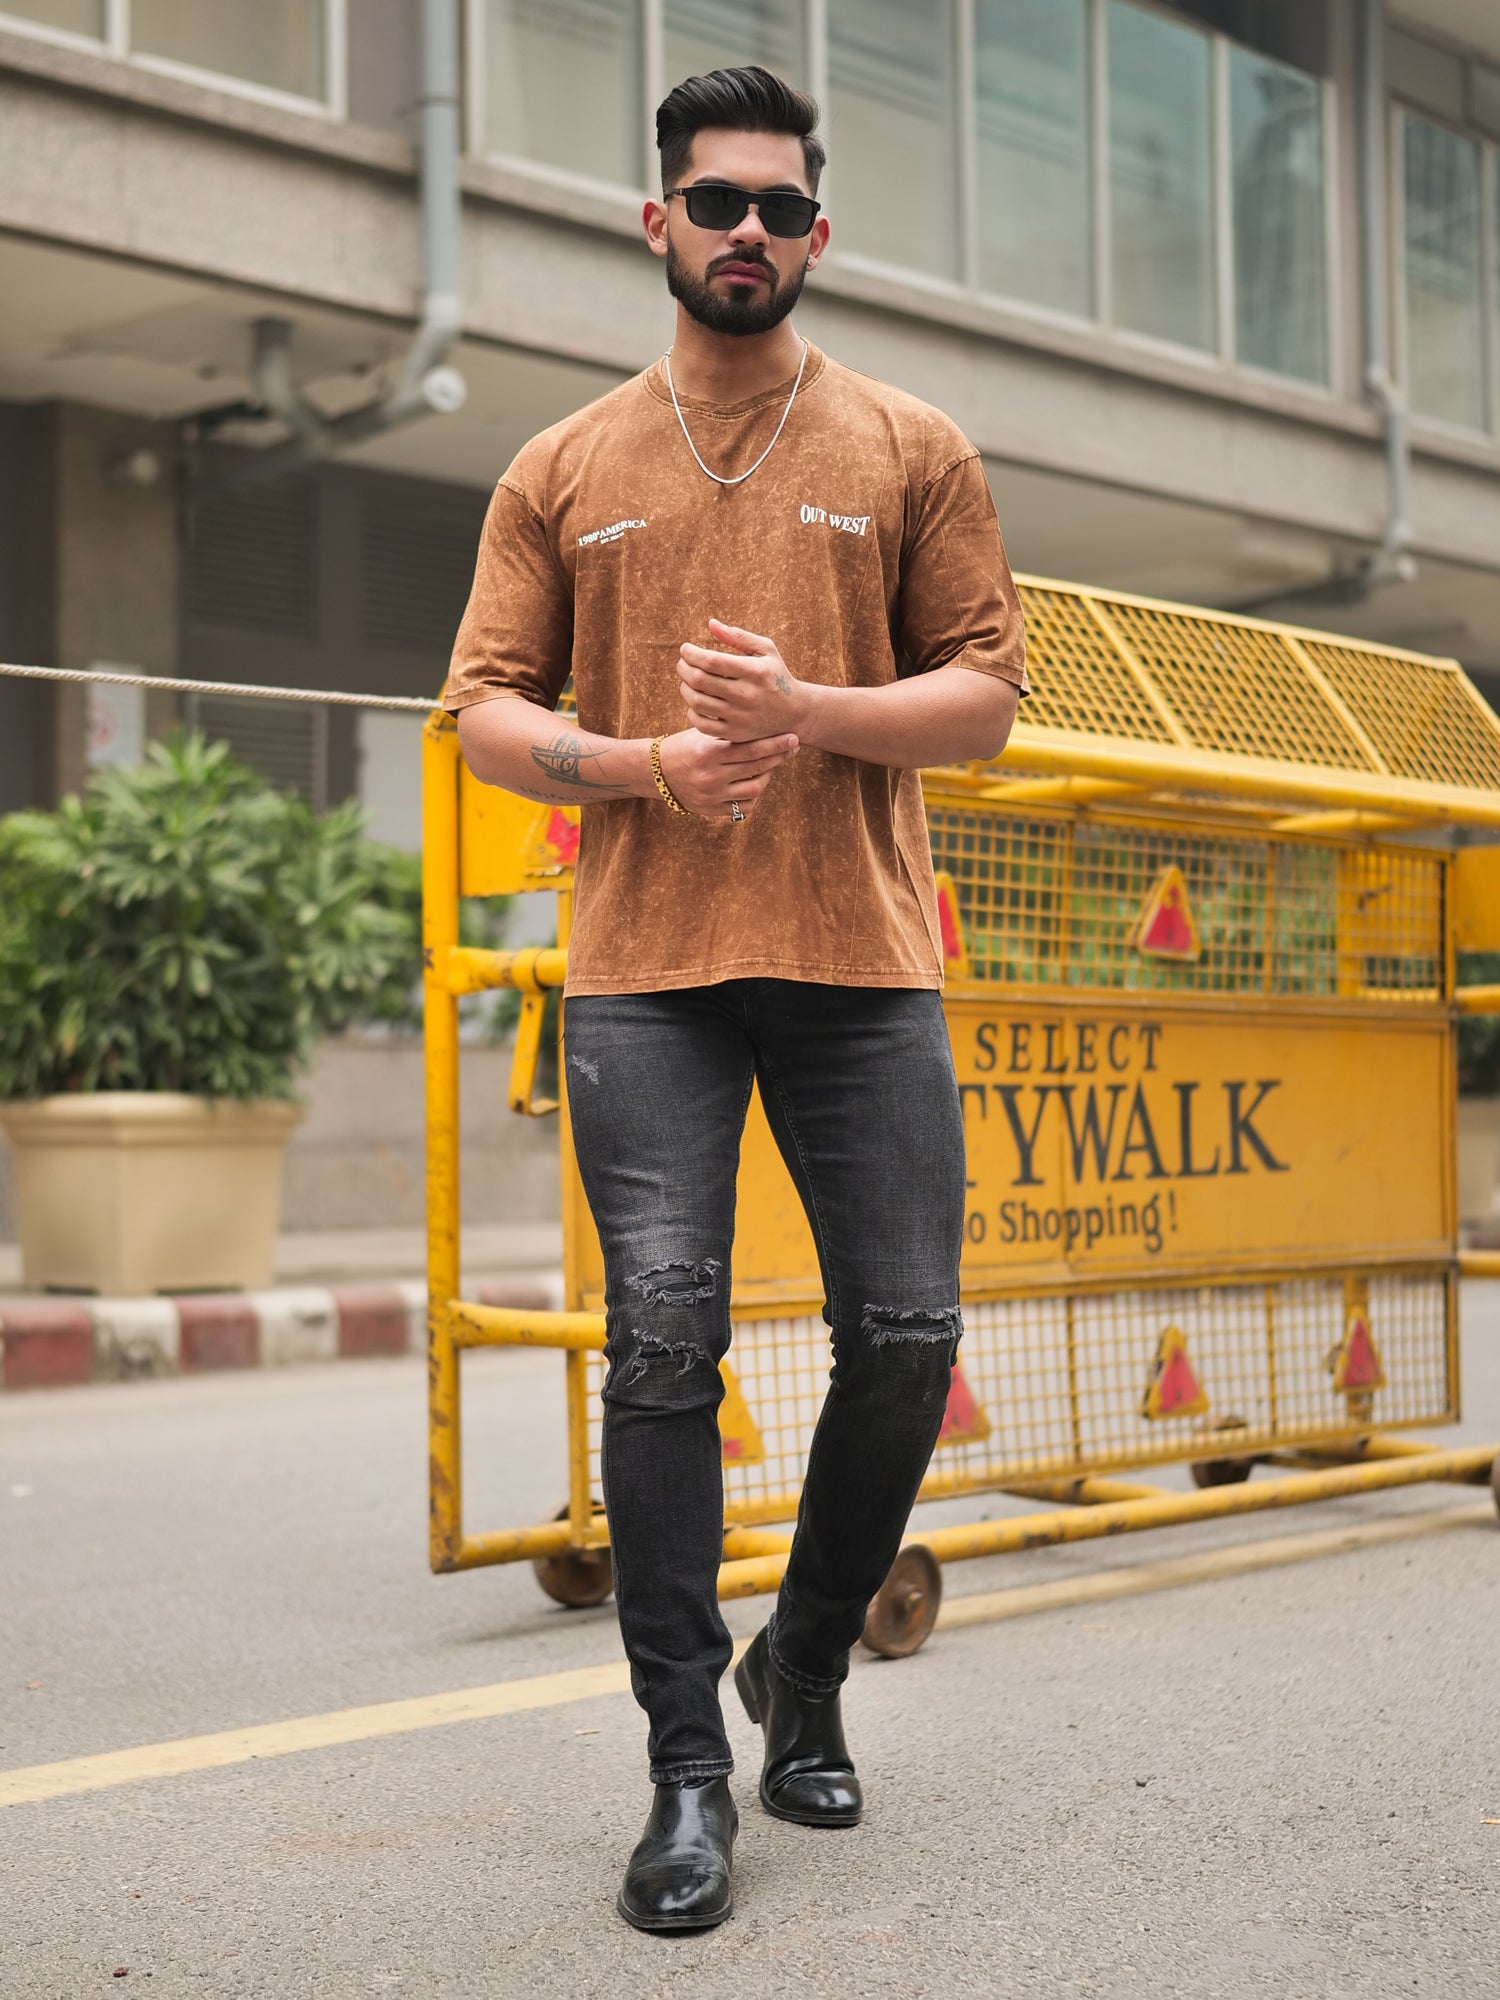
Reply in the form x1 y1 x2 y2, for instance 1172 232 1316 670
655 64 825 195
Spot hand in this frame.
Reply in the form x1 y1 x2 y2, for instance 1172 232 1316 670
655 727 798 822
678 620 811 743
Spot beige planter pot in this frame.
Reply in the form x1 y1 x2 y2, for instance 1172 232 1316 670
0 1093 304 1294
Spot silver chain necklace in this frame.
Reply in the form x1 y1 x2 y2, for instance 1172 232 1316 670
663 338 809 487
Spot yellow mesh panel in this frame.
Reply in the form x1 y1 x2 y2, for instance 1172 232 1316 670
1096 602 1373 769
583 1272 1452 1516
1015 584 1177 743
1299 641 1500 792
925 806 1443 999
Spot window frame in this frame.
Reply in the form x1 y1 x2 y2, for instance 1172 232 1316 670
0 0 346 118
459 0 1339 396
1394 102 1498 444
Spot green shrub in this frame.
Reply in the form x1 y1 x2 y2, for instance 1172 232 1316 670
0 735 432 1099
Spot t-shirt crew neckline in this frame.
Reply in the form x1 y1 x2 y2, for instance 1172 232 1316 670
642 343 828 418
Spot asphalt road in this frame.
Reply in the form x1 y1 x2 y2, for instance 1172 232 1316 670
3 1285 1498 1999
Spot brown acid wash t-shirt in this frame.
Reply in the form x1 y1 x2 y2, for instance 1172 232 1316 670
443 344 1028 997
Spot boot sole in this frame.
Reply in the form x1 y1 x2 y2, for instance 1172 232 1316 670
616 1892 732 1933
737 1654 863 1828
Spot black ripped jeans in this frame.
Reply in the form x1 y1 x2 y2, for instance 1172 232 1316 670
564 981 966 1785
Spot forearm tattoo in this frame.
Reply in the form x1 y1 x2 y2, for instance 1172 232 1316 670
529 730 631 795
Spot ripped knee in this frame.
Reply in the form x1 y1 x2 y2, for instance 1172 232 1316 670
602 1257 728 1412
853 1303 962 1406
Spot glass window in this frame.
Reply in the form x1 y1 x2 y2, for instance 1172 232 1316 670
0 0 102 34
1230 47 1327 383
827 0 957 279
482 0 643 186
663 0 803 92
1402 115 1484 430
1107 0 1214 351
974 0 1090 317
131 0 327 101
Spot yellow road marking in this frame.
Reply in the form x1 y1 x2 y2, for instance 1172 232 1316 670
934 1500 1492 1632
2 1502 1489 1809
0 1660 631 1809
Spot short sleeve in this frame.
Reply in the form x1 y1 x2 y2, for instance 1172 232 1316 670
442 478 573 712
897 452 1028 694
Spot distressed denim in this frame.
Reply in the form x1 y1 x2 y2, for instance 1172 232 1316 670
564 980 965 1785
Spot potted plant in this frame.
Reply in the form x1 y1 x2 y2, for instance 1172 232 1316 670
0 735 417 1293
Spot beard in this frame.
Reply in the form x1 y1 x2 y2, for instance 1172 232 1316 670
665 239 809 336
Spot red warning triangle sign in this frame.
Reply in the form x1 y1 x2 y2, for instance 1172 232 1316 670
717 1360 766 1465
933 870 970 977
937 1362 991 1447
1330 1314 1385 1395
1135 865 1200 961
1141 1325 1210 1420
543 807 580 867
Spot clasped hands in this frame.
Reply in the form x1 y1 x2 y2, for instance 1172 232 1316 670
655 619 808 823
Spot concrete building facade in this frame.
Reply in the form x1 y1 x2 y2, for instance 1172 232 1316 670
2 0 1499 834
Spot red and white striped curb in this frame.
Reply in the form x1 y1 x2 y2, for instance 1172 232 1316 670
0 1276 562 1391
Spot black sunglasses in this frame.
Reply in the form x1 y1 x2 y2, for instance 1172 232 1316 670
667 182 821 239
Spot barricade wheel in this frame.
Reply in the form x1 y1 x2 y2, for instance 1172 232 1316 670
1189 1416 1255 1489
1189 1456 1254 1489
534 1504 614 1608
862 1545 942 1659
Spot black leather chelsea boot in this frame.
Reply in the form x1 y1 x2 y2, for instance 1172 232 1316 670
734 1626 863 1828
617 1776 738 1932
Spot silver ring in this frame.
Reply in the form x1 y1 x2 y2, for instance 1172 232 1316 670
729 800 745 823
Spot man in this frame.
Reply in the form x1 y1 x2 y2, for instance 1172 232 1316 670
445 65 1027 1932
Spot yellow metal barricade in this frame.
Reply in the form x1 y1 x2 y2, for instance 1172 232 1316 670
424 578 1500 1652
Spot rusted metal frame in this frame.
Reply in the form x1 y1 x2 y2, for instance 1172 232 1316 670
565 1352 595 1545
936 733 1500 832
450 1302 605 1351
1266 1430 1488 1475
721 1527 795 1559
975 775 1146 807
441 1412 1483 1573
443 944 568 996
423 716 464 1575
1269 808 1425 836
999 1475 1170 1505
711 1447 1499 1599
1064 1293 1083 1464
508 989 559 1115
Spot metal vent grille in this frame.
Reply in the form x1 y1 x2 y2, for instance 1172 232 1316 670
187 693 327 809
1098 601 1371 770
1001 576 1500 804
184 478 318 638
1015 586 1178 743
582 1271 1453 1510
361 486 487 656
1299 641 1500 792
925 803 1443 998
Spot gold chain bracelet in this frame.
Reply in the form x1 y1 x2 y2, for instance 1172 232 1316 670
649 735 686 815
